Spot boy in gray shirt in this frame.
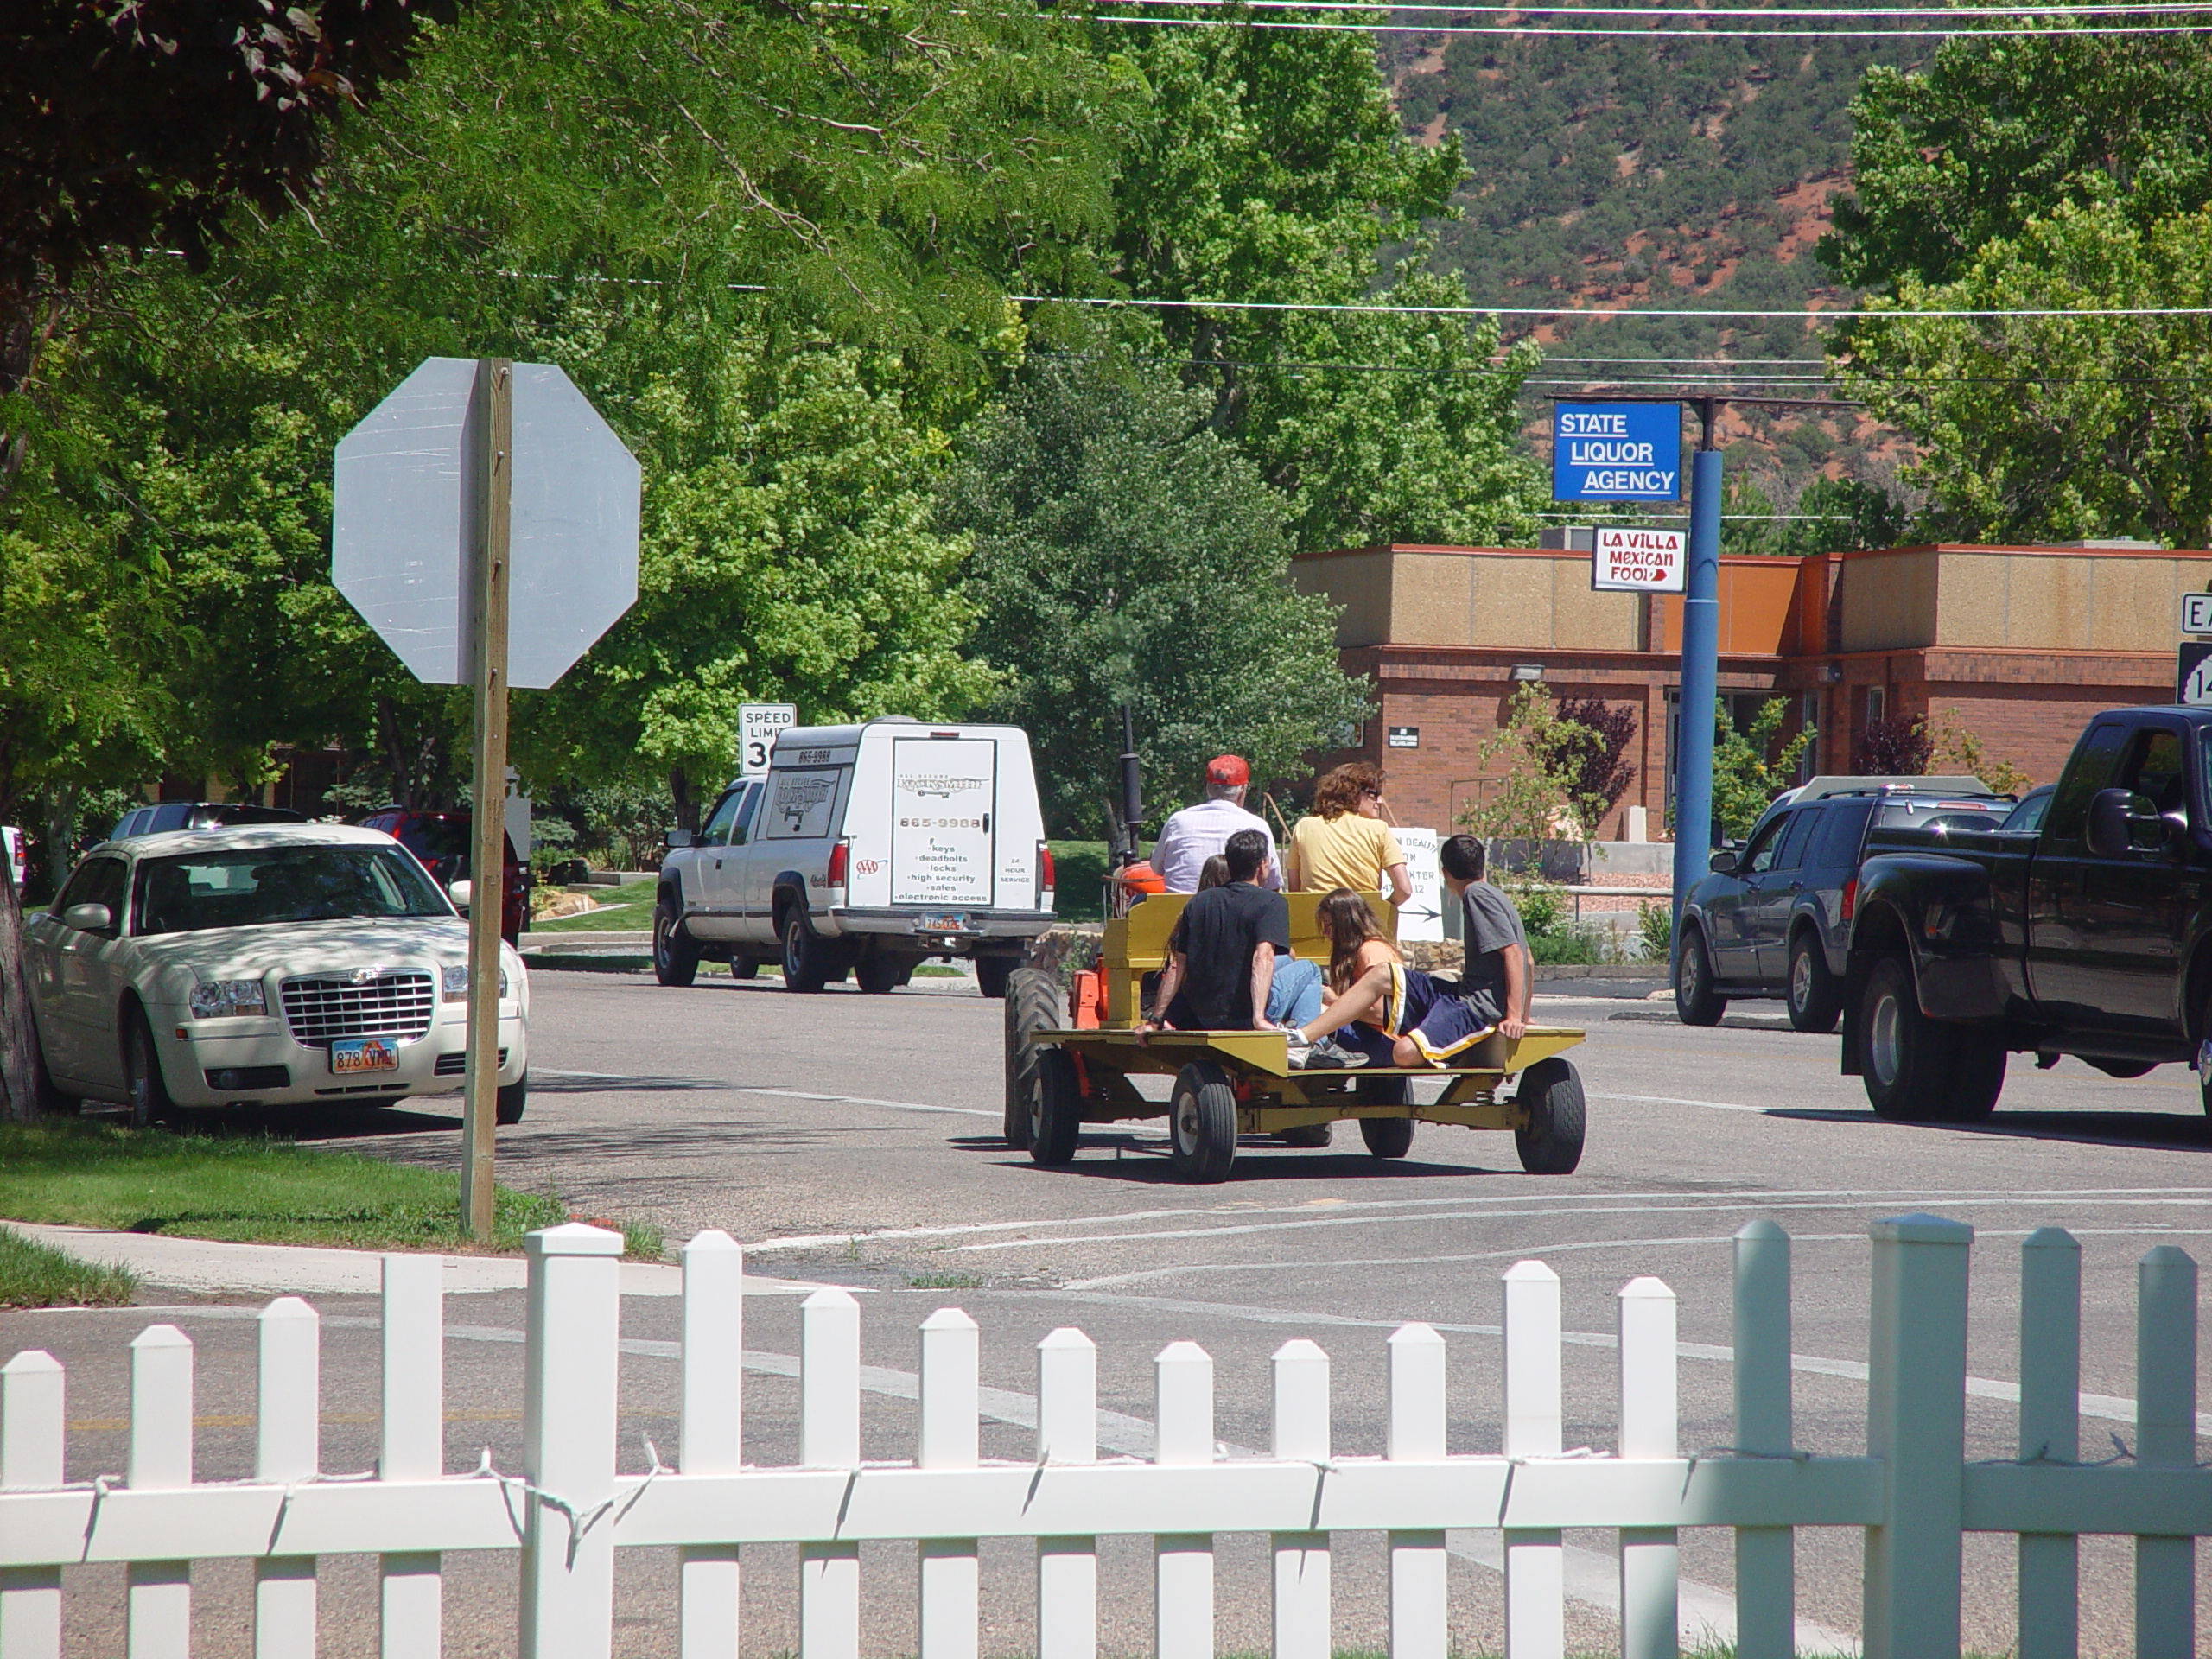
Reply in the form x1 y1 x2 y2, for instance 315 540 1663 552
1440 833 1529 1040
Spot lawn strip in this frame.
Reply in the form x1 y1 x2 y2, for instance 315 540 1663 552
0 1225 136 1309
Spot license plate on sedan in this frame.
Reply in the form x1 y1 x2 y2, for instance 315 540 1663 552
915 912 970 934
330 1038 399 1075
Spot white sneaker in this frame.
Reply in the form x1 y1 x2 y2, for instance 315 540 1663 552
1285 1030 1317 1068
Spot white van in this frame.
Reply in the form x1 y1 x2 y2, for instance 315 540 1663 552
653 718 1056 995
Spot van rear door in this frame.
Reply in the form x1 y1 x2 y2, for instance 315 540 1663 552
889 735 997 907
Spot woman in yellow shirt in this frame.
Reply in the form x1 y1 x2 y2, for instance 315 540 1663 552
1286 762 1413 906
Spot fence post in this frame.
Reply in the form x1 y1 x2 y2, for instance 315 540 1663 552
918 1309 981 1659
1036 1328 1097 1659
1502 1261 1563 1659
1 1351 65 1659
680 1230 744 1659
379 1253 445 1659
2133 1246 2196 1659
256 1297 321 1659
1386 1323 1447 1659
128 1325 194 1659
1862 1213 1971 1659
1618 1277 1678 1659
1271 1339 1332 1659
2016 1228 2079 1659
520 1223 624 1659
800 1287 862 1659
1154 1341 1215 1659
1732 1220 1792 1659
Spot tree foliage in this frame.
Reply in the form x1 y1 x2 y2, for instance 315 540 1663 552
1084 17 1546 550
1713 697 1814 841
945 348 1368 836
1458 684 1612 847
1821 28 2212 293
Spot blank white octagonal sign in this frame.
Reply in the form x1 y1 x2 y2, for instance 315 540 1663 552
332 356 640 690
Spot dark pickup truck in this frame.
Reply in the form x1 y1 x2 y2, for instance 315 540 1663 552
1842 705 2212 1120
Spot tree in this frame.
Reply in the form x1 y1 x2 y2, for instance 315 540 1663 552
1072 17 1548 551
1821 28 2212 294
1834 202 2212 545
944 348 1370 836
1712 698 1815 840
0 0 455 1122
1554 696 1638 823
1458 685 1611 849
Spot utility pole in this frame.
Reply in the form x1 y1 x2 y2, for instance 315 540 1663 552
1670 398 1722 974
462 358 512 1241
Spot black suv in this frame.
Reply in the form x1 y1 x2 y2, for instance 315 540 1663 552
1675 778 2012 1032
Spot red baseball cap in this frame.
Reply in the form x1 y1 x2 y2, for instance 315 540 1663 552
1206 754 1250 786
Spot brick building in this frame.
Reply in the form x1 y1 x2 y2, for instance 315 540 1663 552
1291 540 2212 841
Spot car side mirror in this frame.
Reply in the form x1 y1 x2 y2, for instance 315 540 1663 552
2086 789 2136 858
1707 849 1738 875
664 828 695 849
61 901 110 932
448 880 473 912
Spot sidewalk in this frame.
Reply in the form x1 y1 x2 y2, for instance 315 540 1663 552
0 1221 822 1300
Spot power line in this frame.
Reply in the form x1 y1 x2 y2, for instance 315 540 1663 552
1088 10 2212 33
1016 292 2212 320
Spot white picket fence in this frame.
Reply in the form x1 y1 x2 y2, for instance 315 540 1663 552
0 1215 2202 1659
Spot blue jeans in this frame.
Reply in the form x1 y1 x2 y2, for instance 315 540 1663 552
1265 957 1324 1027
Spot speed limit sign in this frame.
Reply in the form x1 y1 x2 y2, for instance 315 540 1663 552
740 702 797 776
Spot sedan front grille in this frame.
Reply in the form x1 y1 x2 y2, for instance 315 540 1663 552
280 970 435 1049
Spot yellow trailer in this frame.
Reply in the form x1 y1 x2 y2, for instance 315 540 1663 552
1003 892 1587 1183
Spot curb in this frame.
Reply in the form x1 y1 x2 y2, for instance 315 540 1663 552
0 1222 818 1301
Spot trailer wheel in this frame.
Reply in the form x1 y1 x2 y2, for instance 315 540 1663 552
1358 1117 1415 1158
1001 968 1060 1149
653 903 700 987
1514 1057 1586 1174
1169 1060 1238 1184
1028 1047 1083 1166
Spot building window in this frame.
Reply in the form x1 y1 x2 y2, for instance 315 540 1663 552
1864 684 1886 728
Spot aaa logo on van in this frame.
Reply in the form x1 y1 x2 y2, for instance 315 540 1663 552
899 772 989 800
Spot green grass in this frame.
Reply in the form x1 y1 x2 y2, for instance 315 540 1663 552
0 1121 661 1258
531 878 658 932
1049 840 1112 922
906 1269 985 1290
0 1226 136 1309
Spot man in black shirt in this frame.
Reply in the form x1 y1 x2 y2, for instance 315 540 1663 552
1139 830 1286 1031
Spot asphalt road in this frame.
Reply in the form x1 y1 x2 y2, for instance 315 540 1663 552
10 966 2211 1656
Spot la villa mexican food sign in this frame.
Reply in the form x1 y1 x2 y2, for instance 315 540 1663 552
1590 525 1687 593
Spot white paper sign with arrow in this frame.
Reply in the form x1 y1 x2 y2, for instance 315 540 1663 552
1394 827 1445 942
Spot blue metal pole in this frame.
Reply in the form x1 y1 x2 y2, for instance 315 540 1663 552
1670 442 1723 975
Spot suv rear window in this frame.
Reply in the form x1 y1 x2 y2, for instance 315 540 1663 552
1874 798 2008 835
1809 800 1874 867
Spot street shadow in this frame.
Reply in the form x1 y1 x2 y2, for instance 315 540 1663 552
954 1133 1512 1182
1765 1105 2212 1153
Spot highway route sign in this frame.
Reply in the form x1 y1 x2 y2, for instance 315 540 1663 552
741 702 798 776
332 357 640 688
2177 643 2212 707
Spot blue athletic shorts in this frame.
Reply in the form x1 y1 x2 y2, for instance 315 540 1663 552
1373 963 1496 1064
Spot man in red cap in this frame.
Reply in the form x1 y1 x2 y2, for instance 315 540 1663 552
1151 753 1281 893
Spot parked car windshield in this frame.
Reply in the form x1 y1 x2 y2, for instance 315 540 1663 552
131 844 449 935
1874 798 2008 835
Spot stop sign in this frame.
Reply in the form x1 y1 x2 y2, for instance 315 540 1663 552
332 357 640 689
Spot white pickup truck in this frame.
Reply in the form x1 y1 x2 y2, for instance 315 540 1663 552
652 718 1057 995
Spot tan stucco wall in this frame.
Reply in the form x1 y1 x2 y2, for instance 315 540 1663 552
1842 548 2212 652
1298 548 1641 650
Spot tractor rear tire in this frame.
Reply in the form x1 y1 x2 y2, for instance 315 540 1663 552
1002 968 1060 1149
1515 1057 1586 1174
1169 1060 1238 1184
